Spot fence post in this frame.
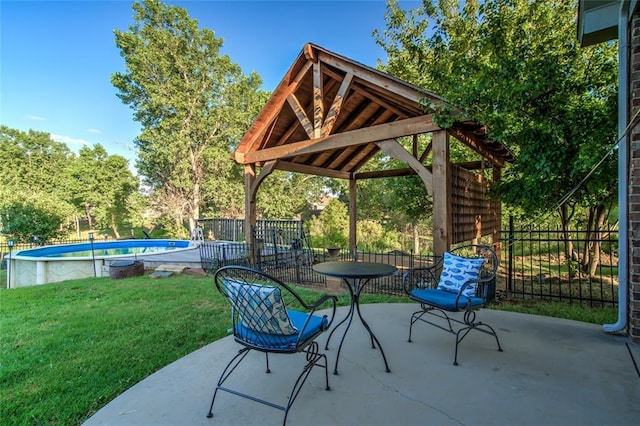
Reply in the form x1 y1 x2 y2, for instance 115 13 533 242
508 215 514 292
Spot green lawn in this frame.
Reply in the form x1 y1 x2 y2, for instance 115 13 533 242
0 274 402 425
0 272 617 425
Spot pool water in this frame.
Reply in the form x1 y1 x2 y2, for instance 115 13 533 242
16 240 188 259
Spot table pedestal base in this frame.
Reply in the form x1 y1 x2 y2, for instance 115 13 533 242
325 277 390 374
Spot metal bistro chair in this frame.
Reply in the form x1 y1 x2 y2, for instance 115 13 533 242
207 265 337 425
402 244 503 365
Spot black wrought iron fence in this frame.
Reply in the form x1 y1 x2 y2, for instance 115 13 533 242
501 218 618 307
2 218 619 308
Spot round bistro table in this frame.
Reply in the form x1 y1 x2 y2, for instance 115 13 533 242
312 261 397 374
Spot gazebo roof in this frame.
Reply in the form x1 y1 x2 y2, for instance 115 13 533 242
235 43 513 178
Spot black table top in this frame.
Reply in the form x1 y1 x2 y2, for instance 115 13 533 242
313 261 397 279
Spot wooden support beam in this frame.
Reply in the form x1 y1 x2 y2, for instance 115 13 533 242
355 166 431 180
236 61 312 153
432 130 451 257
419 141 432 163
349 176 357 257
244 164 257 258
238 114 438 164
251 160 277 196
448 125 505 167
275 160 351 179
317 51 444 111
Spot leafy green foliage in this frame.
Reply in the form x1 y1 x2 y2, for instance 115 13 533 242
256 171 324 219
0 198 68 242
0 126 141 239
307 199 349 248
376 0 618 220
68 145 139 237
356 219 401 251
112 0 266 226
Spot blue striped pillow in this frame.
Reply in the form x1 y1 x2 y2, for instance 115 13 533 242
437 252 484 297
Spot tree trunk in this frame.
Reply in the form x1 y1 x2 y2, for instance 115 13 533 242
559 203 577 277
86 205 93 230
412 223 420 254
74 215 80 238
588 205 606 277
581 207 596 269
110 212 121 239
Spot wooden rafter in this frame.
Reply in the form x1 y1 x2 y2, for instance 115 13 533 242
448 125 505 167
313 61 323 138
286 93 314 139
237 60 312 152
321 72 353 137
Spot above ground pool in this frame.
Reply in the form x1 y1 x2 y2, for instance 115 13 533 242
7 239 199 288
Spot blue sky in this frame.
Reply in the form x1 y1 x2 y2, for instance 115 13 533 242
1 0 416 163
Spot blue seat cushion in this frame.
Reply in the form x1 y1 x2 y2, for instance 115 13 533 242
410 288 484 311
235 309 328 351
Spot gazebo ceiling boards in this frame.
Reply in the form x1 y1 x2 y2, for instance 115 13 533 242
235 43 514 178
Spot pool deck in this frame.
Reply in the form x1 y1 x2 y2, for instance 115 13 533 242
113 245 203 269
84 303 640 426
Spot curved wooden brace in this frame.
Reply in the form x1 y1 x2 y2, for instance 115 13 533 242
249 160 278 200
376 139 433 196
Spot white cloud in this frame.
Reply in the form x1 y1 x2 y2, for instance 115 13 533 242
27 115 46 121
50 133 90 147
88 128 102 134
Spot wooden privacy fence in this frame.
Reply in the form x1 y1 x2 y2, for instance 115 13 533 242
451 165 500 245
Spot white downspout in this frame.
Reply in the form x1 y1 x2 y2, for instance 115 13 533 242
604 0 630 333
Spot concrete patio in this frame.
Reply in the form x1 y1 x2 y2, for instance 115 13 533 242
85 303 639 426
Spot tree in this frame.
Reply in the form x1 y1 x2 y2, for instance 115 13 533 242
112 0 265 233
256 171 325 220
307 199 349 249
0 126 74 203
0 195 70 243
376 0 618 271
67 145 139 238
0 126 76 239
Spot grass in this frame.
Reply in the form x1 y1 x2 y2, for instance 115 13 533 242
0 274 402 425
0 272 617 425
490 298 618 324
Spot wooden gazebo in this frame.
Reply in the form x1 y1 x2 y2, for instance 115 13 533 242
234 43 514 257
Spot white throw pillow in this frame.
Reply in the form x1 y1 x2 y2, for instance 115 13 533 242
437 252 485 297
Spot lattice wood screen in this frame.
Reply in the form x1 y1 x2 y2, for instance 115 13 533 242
451 165 500 244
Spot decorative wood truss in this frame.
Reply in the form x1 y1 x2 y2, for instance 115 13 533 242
234 43 514 256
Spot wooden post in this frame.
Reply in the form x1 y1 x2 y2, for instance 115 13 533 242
244 164 257 262
349 175 357 259
432 130 451 257
492 167 502 261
